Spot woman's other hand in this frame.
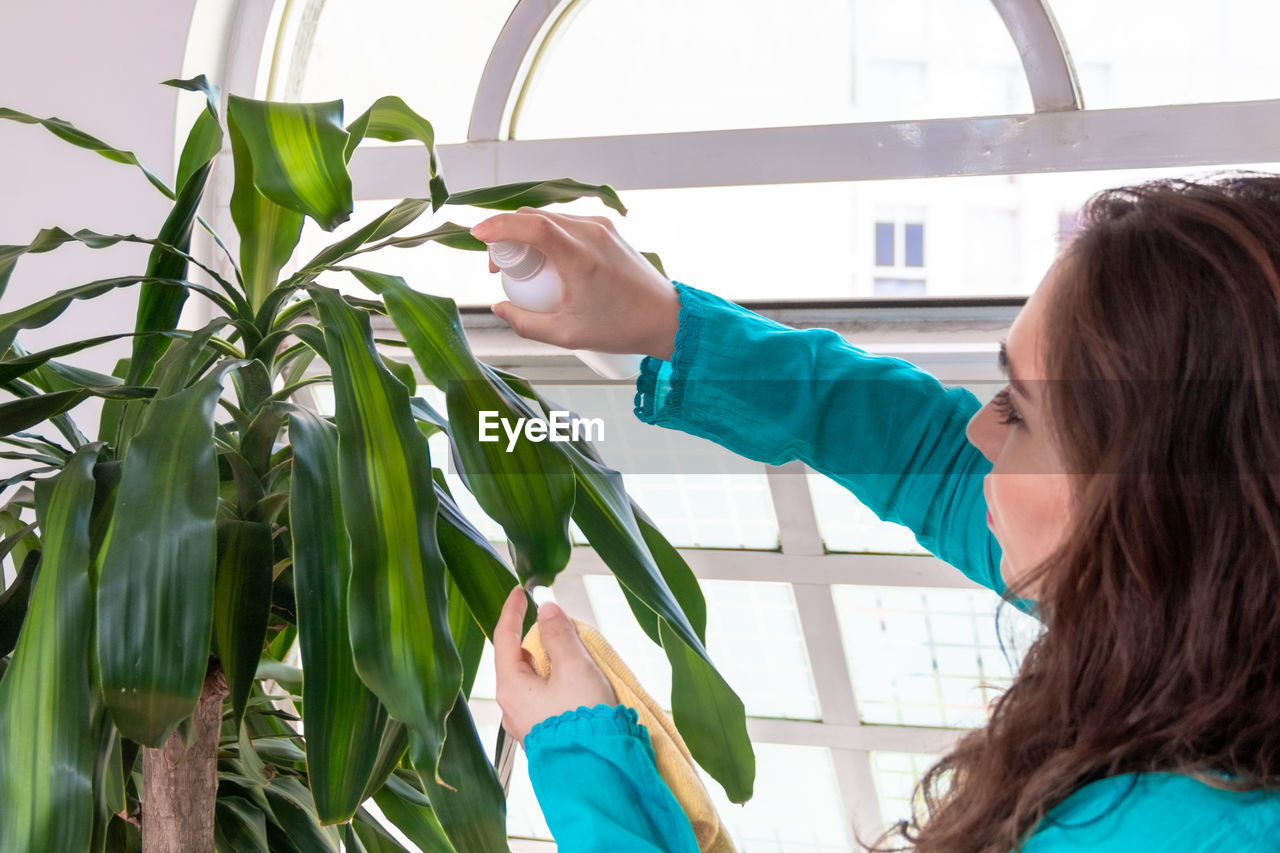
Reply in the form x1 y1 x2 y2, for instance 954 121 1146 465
470 207 681 360
493 585 619 743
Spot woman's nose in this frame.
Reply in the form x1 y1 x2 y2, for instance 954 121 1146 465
965 400 1000 463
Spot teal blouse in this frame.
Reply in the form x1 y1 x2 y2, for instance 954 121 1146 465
522 281 1280 851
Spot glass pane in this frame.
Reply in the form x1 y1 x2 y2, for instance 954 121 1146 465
295 160 1280 307
873 278 925 297
874 222 894 266
1053 0 1280 110
515 0 1030 139
807 468 929 556
280 0 515 143
597 162 1280 301
870 750 950 832
904 223 924 267
581 575 822 720
832 586 1044 728
534 383 779 549
699 744 852 852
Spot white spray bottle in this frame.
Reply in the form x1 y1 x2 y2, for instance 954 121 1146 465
487 240 645 380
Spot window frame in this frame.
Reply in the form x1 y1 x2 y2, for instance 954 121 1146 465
183 0 1280 846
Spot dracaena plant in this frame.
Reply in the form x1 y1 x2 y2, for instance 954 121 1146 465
0 76 755 853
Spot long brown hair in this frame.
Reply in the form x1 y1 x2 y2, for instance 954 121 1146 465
864 174 1280 852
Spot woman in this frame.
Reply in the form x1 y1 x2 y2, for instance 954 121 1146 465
475 174 1280 852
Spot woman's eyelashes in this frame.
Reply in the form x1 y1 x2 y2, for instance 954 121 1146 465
992 387 1022 426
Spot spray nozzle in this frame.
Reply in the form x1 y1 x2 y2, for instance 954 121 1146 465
488 240 546 281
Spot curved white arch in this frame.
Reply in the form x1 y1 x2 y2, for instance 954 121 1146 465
990 0 1083 111
467 0 1083 144
467 0 567 141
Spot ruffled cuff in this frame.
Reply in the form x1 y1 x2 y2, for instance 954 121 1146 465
525 703 651 750
634 281 700 425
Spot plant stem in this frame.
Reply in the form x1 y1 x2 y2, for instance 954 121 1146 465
140 663 227 853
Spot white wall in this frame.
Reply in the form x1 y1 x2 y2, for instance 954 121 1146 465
0 0 220 465
0 0 199 357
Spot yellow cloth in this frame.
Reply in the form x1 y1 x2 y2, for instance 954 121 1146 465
522 616 737 853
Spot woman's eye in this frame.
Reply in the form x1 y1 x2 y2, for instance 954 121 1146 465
992 388 1022 426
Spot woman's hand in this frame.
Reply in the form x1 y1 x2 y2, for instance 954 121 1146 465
470 207 681 360
494 585 619 744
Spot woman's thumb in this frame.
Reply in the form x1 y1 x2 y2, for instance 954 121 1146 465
537 602 589 664
492 300 559 345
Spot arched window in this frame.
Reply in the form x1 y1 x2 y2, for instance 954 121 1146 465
190 1 1280 848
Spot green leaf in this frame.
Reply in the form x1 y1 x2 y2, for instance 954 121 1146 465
423 691 507 850
353 221 487 255
128 99 225 385
382 355 417 393
355 269 574 587
96 362 240 746
0 505 41 569
260 777 341 852
227 102 305 313
0 274 234 360
0 333 190 396
372 774 454 852
432 473 525 649
660 617 755 801
128 78 227 385
285 198 433 288
288 407 390 824
0 227 241 312
0 444 102 851
213 520 275 730
0 386 154 438
111 319 232 457
227 95 353 231
359 721 410 803
0 549 40 659
446 581 487 701
215 795 270 853
166 76 223 190
349 810 410 853
446 178 627 216
0 107 173 200
345 96 449 211
309 285 462 797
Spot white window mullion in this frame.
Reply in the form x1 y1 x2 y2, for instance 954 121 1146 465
346 99 1280 198
833 748 894 847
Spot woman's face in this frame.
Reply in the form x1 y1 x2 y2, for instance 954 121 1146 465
964 260 1076 600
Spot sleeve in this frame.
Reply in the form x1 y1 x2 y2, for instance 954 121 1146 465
523 703 702 853
634 281 1038 618
1015 773 1280 852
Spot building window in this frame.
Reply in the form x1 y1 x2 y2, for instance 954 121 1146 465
875 222 895 266
872 216 927 296
904 223 925 267
874 278 927 296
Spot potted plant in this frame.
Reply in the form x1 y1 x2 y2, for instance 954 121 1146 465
0 76 754 852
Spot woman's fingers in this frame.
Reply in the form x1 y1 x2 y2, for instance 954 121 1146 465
470 208 577 260
493 585 535 681
536 602 591 670
493 590 621 741
538 603 619 705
